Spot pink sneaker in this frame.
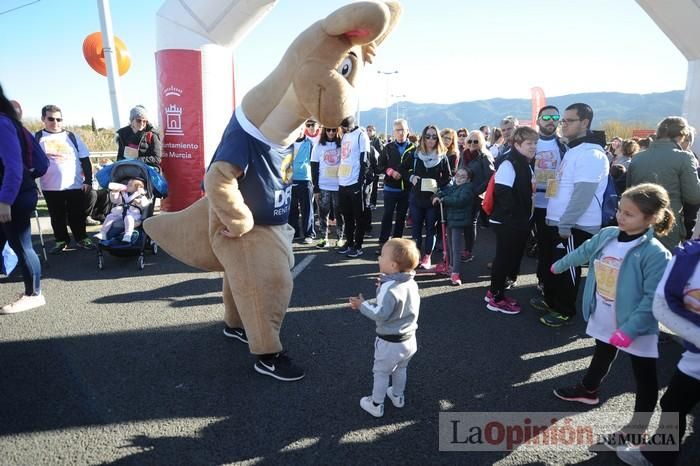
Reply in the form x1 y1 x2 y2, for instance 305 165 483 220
486 296 521 315
450 273 462 286
419 255 431 269
484 290 519 306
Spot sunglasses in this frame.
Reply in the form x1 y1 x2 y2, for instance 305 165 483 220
540 115 560 121
46 116 63 122
325 128 338 132
467 139 480 144
457 134 467 137
424 134 438 140
305 122 317 127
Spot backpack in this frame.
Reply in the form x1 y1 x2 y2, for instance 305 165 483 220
481 173 496 216
8 119 50 178
595 175 619 227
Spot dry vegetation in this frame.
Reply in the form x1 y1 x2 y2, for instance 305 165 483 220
23 118 117 152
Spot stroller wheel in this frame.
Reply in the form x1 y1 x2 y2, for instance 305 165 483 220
97 254 104 270
152 241 158 255
137 255 145 270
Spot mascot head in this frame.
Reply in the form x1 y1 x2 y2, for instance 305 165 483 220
242 0 401 146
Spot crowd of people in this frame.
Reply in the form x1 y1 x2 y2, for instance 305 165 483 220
3 80 700 463
0 82 161 314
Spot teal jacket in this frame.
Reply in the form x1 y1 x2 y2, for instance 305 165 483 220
552 227 671 338
438 181 474 228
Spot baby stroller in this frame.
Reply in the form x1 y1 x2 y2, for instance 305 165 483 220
94 160 164 270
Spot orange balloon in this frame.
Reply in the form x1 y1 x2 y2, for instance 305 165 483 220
82 32 131 77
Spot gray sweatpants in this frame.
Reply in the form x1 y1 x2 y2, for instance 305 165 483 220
371 335 418 404
448 227 465 273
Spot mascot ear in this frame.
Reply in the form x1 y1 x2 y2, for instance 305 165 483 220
321 1 402 49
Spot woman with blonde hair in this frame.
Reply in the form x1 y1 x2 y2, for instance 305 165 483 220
403 125 451 269
459 130 495 262
440 128 459 173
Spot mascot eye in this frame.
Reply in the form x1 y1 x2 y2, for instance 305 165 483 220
338 58 353 77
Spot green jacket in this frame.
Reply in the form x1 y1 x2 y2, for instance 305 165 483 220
438 181 474 228
627 140 700 250
552 227 671 339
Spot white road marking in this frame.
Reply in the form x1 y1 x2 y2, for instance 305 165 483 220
291 254 316 279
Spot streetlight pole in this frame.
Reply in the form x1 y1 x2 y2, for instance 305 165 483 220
377 70 398 139
391 94 406 120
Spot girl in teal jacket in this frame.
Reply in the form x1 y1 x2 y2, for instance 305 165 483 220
550 183 673 445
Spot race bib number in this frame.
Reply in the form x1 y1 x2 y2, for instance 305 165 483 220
124 146 139 160
535 168 556 185
594 259 619 302
338 164 352 178
324 166 339 178
545 178 559 198
421 178 438 193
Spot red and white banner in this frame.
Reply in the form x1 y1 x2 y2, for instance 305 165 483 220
531 87 546 128
156 49 205 212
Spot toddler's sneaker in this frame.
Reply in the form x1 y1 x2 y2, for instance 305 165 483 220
360 396 384 418
450 273 462 286
121 233 133 243
303 237 314 244
316 238 328 248
553 383 599 405
486 296 521 315
419 255 431 269
347 248 364 258
386 386 404 408
1 294 46 315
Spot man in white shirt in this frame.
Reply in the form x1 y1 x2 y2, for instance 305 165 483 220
36 105 95 253
337 116 371 257
530 105 567 291
537 103 609 327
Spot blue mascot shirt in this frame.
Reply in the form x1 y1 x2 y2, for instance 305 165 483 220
210 111 294 225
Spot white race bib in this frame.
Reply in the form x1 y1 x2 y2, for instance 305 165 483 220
124 146 139 160
421 178 438 193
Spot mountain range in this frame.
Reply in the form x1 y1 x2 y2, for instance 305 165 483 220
359 90 684 134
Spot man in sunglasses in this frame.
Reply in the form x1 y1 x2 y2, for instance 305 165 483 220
529 106 568 296
36 105 95 253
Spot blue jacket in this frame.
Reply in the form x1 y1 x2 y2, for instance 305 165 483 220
552 227 671 338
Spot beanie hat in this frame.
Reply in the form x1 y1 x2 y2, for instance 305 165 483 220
130 105 148 121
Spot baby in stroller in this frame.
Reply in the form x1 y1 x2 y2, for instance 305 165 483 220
94 178 151 243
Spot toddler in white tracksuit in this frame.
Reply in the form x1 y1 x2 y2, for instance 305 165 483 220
349 238 421 418
94 178 151 243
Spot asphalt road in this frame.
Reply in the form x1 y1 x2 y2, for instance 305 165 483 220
0 201 697 465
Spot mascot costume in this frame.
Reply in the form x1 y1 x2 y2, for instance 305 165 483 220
144 1 402 381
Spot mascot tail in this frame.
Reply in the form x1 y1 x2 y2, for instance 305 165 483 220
143 197 224 271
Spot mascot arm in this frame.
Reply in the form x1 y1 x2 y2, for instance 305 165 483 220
204 161 255 238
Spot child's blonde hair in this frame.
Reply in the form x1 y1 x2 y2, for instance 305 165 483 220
130 179 145 190
385 238 420 271
621 183 675 236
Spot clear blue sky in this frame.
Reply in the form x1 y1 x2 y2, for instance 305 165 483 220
0 0 687 127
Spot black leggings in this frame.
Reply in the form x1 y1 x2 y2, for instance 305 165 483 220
582 339 658 435
642 368 700 465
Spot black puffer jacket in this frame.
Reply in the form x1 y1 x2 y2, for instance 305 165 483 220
490 148 533 230
116 123 162 171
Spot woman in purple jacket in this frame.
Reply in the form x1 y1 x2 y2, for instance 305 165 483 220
0 84 45 314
